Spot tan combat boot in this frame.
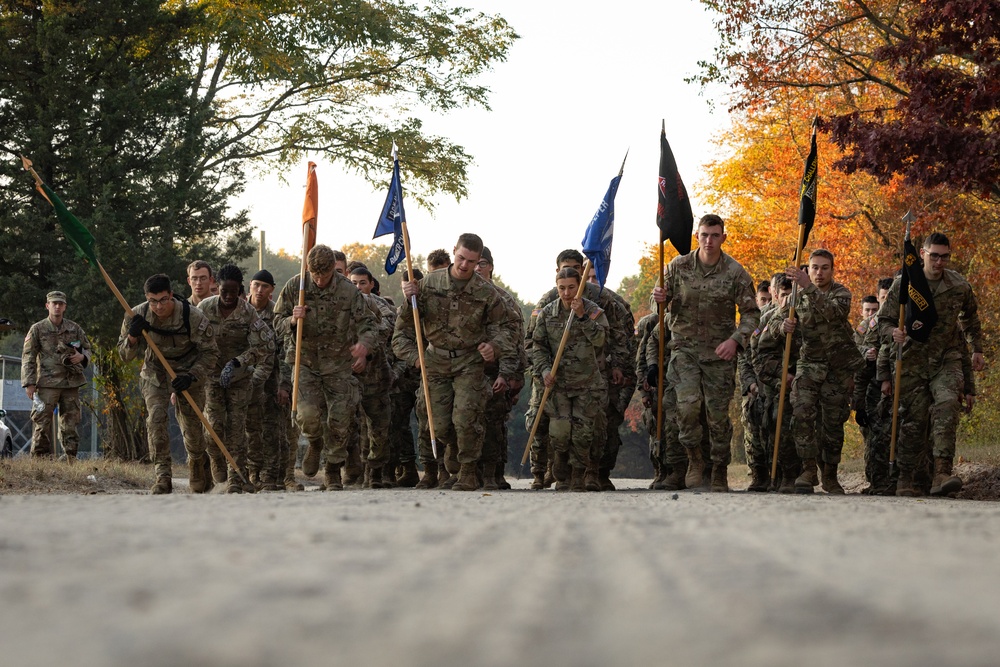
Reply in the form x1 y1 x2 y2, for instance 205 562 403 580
662 465 686 491
896 468 920 497
210 455 228 484
684 447 705 489
259 473 279 492
930 457 963 496
747 465 769 493
415 462 439 489
301 443 322 477
531 470 546 490
188 455 207 494
482 465 499 491
368 466 385 489
584 466 602 492
778 464 798 494
820 463 845 495
150 476 172 495
794 458 818 494
570 467 586 492
543 461 555 488
452 463 480 491
284 467 304 492
396 461 420 488
323 462 343 491
711 464 729 492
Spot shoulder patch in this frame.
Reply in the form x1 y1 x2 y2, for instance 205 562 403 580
531 308 541 318
589 307 604 320
251 318 265 331
24 332 31 342
197 318 209 333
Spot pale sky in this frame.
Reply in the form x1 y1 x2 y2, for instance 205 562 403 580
233 0 730 301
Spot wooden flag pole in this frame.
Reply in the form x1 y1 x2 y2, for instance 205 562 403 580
519 260 592 467
399 221 439 460
655 240 666 467
290 229 309 412
769 222 808 485
22 156 246 482
889 213 914 477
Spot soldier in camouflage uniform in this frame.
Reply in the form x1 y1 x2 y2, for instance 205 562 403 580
393 233 512 491
348 265 394 488
531 267 609 491
652 214 760 492
119 274 219 494
752 275 801 492
783 249 864 494
390 268 424 487
634 308 663 487
274 245 378 491
737 280 775 491
525 249 630 490
852 291 893 494
21 291 92 460
198 265 275 493
877 233 984 497
474 247 527 491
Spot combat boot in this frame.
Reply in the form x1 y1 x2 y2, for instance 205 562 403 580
661 466 686 491
380 465 396 489
552 451 570 486
188 455 208 494
820 463 845 495
650 461 663 489
284 468 304 492
684 447 705 489
794 458 818 494
415 462 439 489
711 464 729 492
301 443 322 477
249 469 261 490
496 464 511 490
570 467 586 492
747 465 769 493
543 461 555 488
225 473 244 494
598 468 615 491
150 476 172 495
369 466 385 489
440 474 457 489
530 470 546 490
930 457 963 496
584 466 602 492
896 468 919 497
778 464 797 494
259 473 279 492
482 465 499 491
323 462 344 491
210 455 228 483
452 463 479 491
396 461 420 488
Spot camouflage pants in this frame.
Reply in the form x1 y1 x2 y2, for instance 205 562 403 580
546 387 605 470
141 377 207 478
791 361 852 465
30 386 82 457
389 389 417 466
424 352 490 465
896 356 964 470
667 349 735 465
652 381 685 467
415 380 457 467
205 379 253 477
358 380 391 466
861 382 893 489
527 379 552 475
599 384 634 472
246 373 285 479
295 367 360 466
481 380 514 472
757 382 797 472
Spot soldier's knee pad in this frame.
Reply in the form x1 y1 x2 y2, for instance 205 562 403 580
548 418 572 447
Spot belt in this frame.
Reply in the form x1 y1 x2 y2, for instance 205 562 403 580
426 344 476 359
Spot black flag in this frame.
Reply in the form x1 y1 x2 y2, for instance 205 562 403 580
899 238 937 343
657 121 692 255
797 126 818 253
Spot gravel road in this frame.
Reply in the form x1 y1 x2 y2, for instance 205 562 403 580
2 477 1000 667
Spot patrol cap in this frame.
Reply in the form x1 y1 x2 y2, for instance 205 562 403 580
480 246 493 265
46 291 67 303
251 269 275 286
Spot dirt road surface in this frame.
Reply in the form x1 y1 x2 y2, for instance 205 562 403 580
3 478 1000 667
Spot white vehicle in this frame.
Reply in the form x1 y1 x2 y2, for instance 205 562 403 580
0 409 13 458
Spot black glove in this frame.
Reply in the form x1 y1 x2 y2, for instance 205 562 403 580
128 314 150 338
219 359 240 389
645 364 660 388
171 374 194 392
855 408 869 427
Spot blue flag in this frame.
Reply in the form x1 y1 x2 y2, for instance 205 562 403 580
375 146 407 274
581 154 627 289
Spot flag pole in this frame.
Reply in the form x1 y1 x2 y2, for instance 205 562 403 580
291 162 317 413
519 259 592 467
889 211 914 478
21 156 246 483
655 125 667 466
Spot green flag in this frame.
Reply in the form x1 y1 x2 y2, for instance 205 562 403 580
39 182 98 267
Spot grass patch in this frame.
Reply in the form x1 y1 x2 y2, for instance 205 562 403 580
0 457 152 495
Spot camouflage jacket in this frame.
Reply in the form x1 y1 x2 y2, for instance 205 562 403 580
392 268 511 367
738 302 775 394
752 303 799 388
662 250 760 359
22 317 92 389
794 281 862 370
876 269 983 378
526 281 631 374
251 298 280 386
492 284 529 381
198 296 275 387
531 298 608 391
358 292 392 388
118 298 219 387
273 272 378 376
642 322 674 392
635 312 658 399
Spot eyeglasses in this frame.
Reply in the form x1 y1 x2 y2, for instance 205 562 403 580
477 260 491 268
926 252 951 263
148 295 172 305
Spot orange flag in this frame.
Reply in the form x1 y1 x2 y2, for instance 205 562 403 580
302 162 318 255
